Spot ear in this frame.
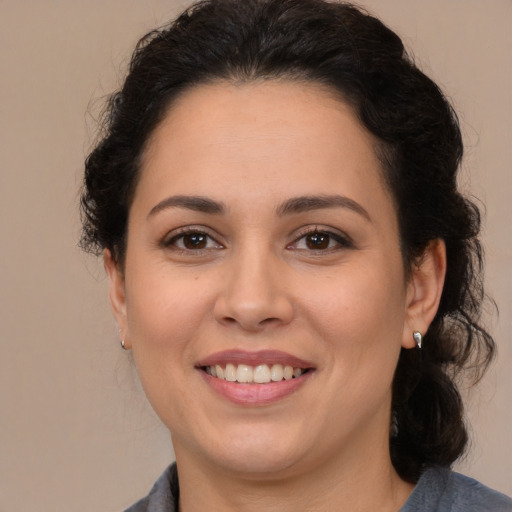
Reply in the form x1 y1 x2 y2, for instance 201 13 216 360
402 239 447 349
104 249 130 349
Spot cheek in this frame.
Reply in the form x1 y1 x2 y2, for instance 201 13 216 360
127 265 208 330
124 271 216 424
125 269 216 373
298 258 407 397
303 261 406 339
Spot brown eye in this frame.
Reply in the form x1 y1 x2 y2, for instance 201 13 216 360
289 229 353 252
182 232 208 249
164 229 223 251
305 232 330 250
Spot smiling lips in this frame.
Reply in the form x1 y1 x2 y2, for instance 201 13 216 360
205 363 306 383
197 350 314 405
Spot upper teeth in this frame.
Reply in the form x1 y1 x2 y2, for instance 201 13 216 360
205 363 305 384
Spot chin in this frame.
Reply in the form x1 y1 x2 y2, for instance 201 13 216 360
181 422 310 479
212 446 306 479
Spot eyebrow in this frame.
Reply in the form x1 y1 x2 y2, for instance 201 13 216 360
147 193 371 222
148 195 225 218
276 194 371 221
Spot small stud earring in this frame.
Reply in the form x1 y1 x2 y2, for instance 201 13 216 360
413 331 423 349
119 328 128 350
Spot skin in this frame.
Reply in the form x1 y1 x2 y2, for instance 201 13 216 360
105 81 446 512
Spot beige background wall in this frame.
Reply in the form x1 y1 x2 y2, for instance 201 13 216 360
1 1 510 510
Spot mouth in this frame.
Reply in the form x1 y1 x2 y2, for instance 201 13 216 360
201 363 310 384
196 350 315 405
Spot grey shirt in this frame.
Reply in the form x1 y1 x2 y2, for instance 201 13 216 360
125 463 512 511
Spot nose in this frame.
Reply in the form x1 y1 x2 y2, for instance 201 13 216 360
213 247 294 332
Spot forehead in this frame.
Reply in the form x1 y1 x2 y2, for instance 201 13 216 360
136 80 393 218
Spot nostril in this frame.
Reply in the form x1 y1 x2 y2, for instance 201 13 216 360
260 317 280 325
219 315 283 330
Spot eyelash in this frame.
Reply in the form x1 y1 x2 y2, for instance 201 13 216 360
162 226 353 254
289 227 354 252
162 227 223 253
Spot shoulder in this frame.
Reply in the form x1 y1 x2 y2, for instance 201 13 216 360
442 470 512 511
123 464 179 512
401 466 512 512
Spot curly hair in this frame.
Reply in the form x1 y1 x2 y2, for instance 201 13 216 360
80 0 495 482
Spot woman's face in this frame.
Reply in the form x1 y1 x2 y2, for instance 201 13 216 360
107 81 438 478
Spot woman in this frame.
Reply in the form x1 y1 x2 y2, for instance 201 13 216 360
80 0 512 510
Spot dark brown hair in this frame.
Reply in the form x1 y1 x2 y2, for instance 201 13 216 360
80 0 495 482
